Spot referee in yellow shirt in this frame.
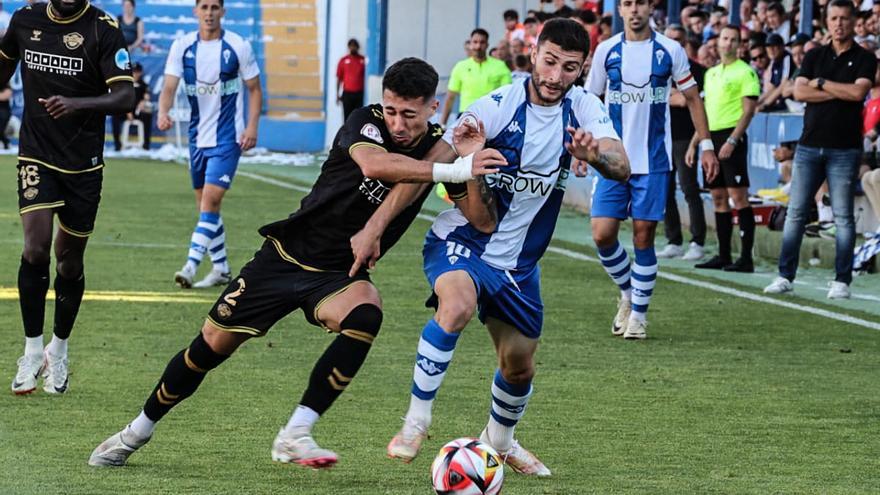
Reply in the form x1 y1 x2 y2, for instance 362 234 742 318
690 25 760 273
439 28 512 126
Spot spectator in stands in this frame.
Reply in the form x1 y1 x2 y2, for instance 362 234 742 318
598 15 613 43
855 10 875 45
687 10 709 39
551 0 574 18
0 82 10 149
774 141 796 191
568 9 599 54
749 42 770 81
336 38 366 122
503 9 525 42
694 25 761 273
757 34 793 112
439 28 511 127
112 63 152 151
781 34 811 109
118 0 144 54
765 0 877 299
751 0 770 32
523 16 540 49
860 56 880 226
0 2 12 38
705 7 728 41
685 34 701 61
658 24 709 261
511 53 531 83
765 2 791 41
510 37 526 57
698 44 716 67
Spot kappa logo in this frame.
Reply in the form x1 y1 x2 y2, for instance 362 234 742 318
185 50 195 59
416 357 444 376
491 93 503 105
30 30 41 41
219 174 231 183
360 123 384 143
507 120 523 134
655 49 665 65
608 51 620 60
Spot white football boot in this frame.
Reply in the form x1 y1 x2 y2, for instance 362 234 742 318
174 265 196 289
192 269 232 289
42 350 69 394
271 427 338 469
88 426 151 467
387 416 429 462
479 429 550 477
611 298 631 336
11 353 46 395
623 317 648 340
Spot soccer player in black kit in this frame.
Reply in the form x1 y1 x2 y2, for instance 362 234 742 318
2 0 135 395
89 57 506 469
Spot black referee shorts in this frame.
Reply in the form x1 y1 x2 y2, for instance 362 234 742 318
705 128 750 189
17 161 103 237
206 240 372 336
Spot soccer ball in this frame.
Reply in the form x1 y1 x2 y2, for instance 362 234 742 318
430 438 504 495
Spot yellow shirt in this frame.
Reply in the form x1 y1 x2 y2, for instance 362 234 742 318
448 56 512 113
704 59 761 131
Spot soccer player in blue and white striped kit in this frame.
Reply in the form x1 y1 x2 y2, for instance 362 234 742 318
586 0 718 339
382 19 630 476
157 0 262 288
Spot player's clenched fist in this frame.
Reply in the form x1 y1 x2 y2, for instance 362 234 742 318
452 115 486 157
157 112 173 131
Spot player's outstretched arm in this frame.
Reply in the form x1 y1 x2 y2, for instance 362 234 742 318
39 81 135 119
240 76 262 151
351 143 505 184
565 126 630 182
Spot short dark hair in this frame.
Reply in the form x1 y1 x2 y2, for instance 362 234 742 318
721 24 742 41
471 28 489 40
503 9 519 21
599 16 612 27
537 18 590 58
514 54 530 69
767 1 785 16
196 0 223 6
124 0 136 7
573 9 597 24
382 57 439 102
524 16 538 25
347 38 359 49
827 0 856 16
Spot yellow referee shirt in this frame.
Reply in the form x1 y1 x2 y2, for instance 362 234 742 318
448 56 512 113
704 59 761 131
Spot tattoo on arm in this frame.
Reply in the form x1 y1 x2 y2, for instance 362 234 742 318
593 151 630 181
476 175 498 225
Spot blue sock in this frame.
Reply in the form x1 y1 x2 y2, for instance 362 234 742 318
631 246 658 320
487 369 532 451
408 320 460 419
186 211 222 272
598 241 632 299
207 216 229 273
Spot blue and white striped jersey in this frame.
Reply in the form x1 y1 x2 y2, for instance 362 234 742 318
586 32 694 175
432 78 619 271
165 30 260 149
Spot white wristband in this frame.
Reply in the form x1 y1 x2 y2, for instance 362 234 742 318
432 153 474 183
698 138 714 154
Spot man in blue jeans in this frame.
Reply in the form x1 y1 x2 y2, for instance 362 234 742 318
764 0 876 299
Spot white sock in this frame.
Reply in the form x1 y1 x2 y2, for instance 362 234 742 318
817 203 833 223
47 335 68 357
406 395 433 424
184 260 198 274
129 411 156 439
621 288 632 301
24 336 43 357
284 405 320 434
630 311 647 323
486 416 515 453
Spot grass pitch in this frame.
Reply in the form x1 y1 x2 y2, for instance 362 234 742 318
0 158 878 494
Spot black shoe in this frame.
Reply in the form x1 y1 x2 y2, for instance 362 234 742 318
723 257 754 273
695 255 731 269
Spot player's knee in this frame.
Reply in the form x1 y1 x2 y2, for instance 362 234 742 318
436 298 475 333
339 304 383 344
55 258 83 280
200 323 248 356
22 245 50 266
187 331 232 372
500 362 535 385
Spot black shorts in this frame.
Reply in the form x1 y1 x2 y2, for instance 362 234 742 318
206 240 372 336
705 129 749 189
17 161 103 237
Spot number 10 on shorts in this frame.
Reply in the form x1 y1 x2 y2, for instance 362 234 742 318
446 241 471 264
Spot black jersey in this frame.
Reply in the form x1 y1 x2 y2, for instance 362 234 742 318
0 2 133 173
259 104 444 272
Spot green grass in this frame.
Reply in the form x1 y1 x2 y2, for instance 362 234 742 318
1 158 879 494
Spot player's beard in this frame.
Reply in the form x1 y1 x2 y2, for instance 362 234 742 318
530 73 571 106
50 0 87 18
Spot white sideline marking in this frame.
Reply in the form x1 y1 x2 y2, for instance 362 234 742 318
236 172 880 331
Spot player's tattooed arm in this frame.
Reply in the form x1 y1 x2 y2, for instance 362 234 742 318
565 126 630 182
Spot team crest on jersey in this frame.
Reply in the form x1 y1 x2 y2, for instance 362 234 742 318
360 123 383 144
63 33 84 50
23 187 38 200
30 30 41 41
216 303 232 319
223 48 232 64
655 49 665 65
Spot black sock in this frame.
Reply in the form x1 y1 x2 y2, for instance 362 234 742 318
53 271 85 340
737 207 755 261
18 257 50 338
299 305 382 415
715 211 733 261
143 333 229 421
